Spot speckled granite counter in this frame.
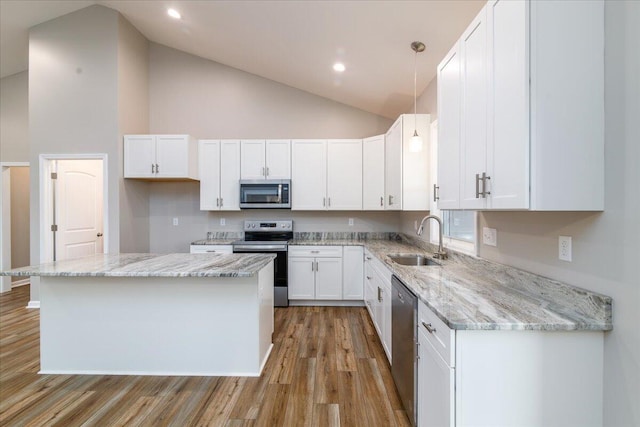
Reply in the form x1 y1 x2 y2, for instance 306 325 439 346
2 253 276 278
191 231 243 245
290 235 612 331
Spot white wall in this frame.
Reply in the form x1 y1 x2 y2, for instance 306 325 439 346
149 43 392 139
149 182 400 253
403 2 640 425
0 71 28 162
10 167 29 273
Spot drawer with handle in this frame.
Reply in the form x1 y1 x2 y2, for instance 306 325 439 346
190 245 233 254
288 245 343 258
418 299 455 367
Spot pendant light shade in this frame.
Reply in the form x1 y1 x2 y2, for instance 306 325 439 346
409 41 425 153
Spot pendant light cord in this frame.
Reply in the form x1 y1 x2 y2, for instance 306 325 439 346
414 47 418 133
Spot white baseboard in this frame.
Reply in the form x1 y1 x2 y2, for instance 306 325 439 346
289 300 365 307
38 368 263 377
26 300 40 309
12 279 29 287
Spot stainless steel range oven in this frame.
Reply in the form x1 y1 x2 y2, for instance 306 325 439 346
232 220 293 307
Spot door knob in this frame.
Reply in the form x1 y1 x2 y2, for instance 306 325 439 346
97 233 103 237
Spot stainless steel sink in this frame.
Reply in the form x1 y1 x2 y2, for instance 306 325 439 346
388 254 441 266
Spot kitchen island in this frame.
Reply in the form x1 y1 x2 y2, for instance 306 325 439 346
3 253 276 377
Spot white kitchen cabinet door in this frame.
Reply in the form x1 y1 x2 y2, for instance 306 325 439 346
384 119 402 210
265 140 291 179
199 140 221 210
342 246 364 300
315 257 343 300
156 135 192 178
363 135 385 210
219 140 241 210
460 6 489 210
240 140 266 180
288 257 315 299
327 139 363 210
124 135 156 178
291 140 327 210
418 330 455 427
486 0 529 209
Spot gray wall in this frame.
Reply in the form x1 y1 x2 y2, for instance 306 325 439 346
0 71 28 162
402 1 640 424
117 15 150 253
10 167 29 275
149 43 392 139
147 43 397 252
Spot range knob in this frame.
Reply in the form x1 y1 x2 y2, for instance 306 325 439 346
251 223 257 228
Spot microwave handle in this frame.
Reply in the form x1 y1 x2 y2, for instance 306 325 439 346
278 184 282 201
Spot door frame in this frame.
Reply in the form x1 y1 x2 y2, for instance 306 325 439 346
0 162 29 293
39 154 109 264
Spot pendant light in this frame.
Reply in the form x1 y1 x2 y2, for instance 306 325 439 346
409 41 425 153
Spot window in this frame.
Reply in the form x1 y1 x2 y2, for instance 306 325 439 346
442 210 474 242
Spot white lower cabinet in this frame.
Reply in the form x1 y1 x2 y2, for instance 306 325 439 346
416 298 605 426
288 246 343 300
364 249 392 361
342 246 364 300
189 245 233 254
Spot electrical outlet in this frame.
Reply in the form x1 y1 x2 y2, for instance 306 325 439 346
348 218 354 226
414 220 418 230
559 236 572 262
482 227 497 247
220 218 226 226
172 217 179 226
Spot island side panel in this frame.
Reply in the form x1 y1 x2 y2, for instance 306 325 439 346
455 330 604 426
40 275 265 376
258 262 274 372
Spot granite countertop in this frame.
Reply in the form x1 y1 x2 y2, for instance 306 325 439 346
1 253 276 278
191 239 238 245
290 235 612 331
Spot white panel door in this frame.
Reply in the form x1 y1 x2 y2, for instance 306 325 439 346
240 140 266 180
418 330 454 427
315 257 343 300
327 139 363 210
384 118 402 210
199 140 221 210
291 140 327 210
363 135 385 210
436 43 462 209
288 257 315 299
124 135 155 177
460 6 489 209
487 0 530 209
220 140 241 210
342 246 364 299
265 140 291 179
156 135 189 177
55 160 103 261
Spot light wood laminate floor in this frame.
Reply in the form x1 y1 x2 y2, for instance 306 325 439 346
0 285 410 426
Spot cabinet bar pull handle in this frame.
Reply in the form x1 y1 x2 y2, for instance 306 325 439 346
366 276 372 280
220 198 223 207
328 197 331 207
216 198 220 207
433 184 439 202
366 256 372 260
156 163 159 173
151 164 155 173
377 286 382 302
266 167 270 176
262 167 265 177
422 321 436 334
311 250 320 254
475 173 481 198
482 173 491 197
380 196 384 207
388 195 393 205
323 197 326 207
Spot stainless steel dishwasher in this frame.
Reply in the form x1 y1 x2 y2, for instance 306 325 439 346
392 275 418 426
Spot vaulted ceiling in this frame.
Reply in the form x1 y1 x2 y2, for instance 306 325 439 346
0 1 483 118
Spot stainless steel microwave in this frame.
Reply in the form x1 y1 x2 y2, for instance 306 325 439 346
239 180 291 209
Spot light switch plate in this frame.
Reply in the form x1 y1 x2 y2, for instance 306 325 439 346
172 217 179 226
559 236 572 261
348 218 354 226
482 227 497 247
220 218 226 226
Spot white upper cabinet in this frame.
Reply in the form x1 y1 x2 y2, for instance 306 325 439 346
124 135 198 180
199 140 241 211
385 114 431 211
327 139 363 210
292 139 363 211
241 139 291 180
291 140 327 210
363 135 385 210
437 0 604 211
436 44 462 210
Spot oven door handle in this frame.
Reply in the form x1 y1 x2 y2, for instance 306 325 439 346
233 244 288 252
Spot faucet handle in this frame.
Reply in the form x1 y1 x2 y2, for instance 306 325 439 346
433 251 448 260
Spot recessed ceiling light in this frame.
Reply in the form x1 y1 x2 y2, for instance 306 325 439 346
333 62 346 73
167 8 181 19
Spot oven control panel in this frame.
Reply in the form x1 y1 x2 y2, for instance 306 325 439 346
244 220 293 231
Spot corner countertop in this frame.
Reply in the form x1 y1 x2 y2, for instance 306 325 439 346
291 237 612 332
1 253 276 278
